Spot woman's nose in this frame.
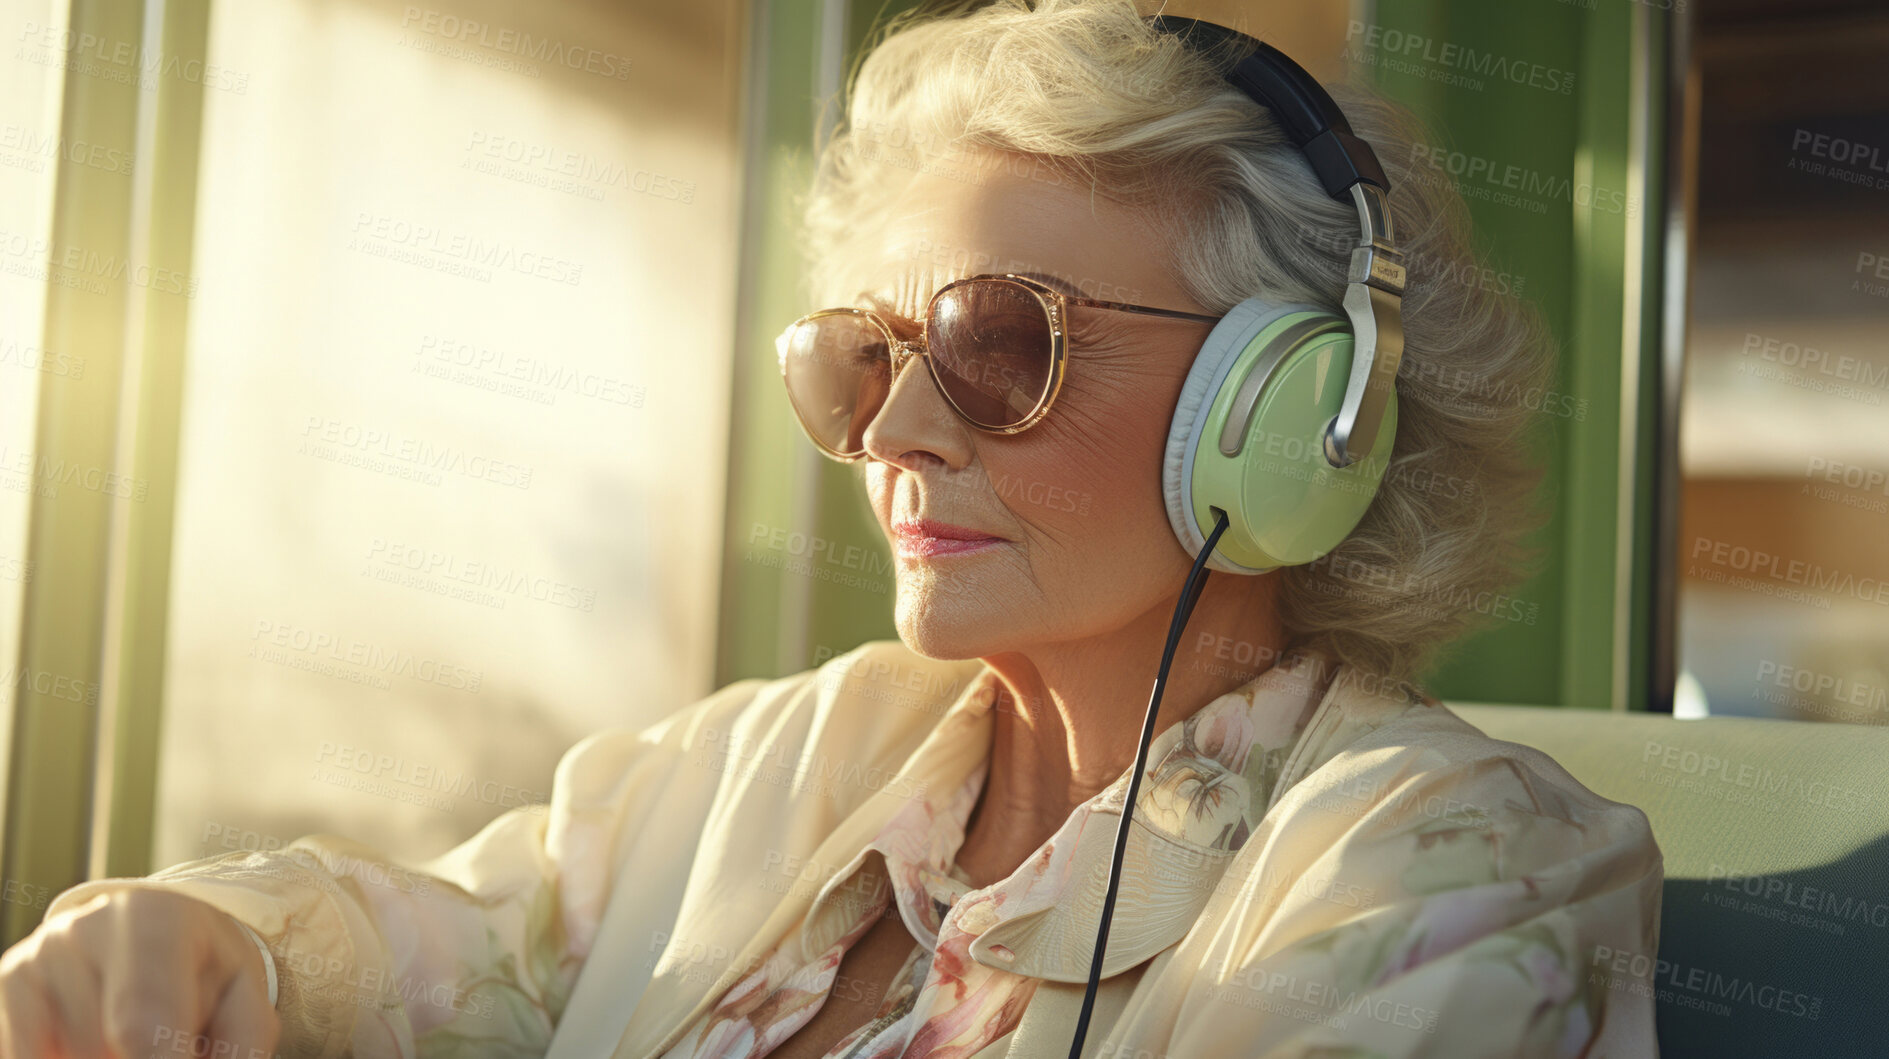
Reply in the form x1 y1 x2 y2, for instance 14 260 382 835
860 341 972 469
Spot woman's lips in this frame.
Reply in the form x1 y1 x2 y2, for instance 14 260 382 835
897 536 1003 558
892 519 1005 559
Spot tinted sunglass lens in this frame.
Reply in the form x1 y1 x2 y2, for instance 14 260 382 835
927 281 1055 429
781 315 889 458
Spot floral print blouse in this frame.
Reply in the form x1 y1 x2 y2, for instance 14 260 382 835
44 640 1665 1059
663 651 1324 1059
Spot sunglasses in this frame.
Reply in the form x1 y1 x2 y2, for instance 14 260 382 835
776 272 1222 462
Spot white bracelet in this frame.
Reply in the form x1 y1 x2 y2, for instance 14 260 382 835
233 920 279 1008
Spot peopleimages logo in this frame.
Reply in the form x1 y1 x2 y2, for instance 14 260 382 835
694 728 928 801
1639 739 1867 813
0 443 148 501
1755 659 1887 713
0 337 86 379
1739 332 1889 394
251 620 484 692
313 742 544 812
1688 535 1889 608
348 213 584 287
365 537 598 612
14 21 251 94
1303 551 1542 626
2 666 99 707
1790 130 1889 175
1705 863 1889 932
0 225 198 296
398 8 632 79
463 131 695 205
1405 143 1639 219
0 123 134 175
1590 946 1821 1021
1344 21 1575 95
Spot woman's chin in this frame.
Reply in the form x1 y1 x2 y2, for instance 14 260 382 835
893 586 1004 661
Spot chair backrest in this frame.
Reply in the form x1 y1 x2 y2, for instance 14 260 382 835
1452 705 1889 1059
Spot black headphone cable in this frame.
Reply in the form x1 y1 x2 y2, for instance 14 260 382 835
1065 506 1232 1059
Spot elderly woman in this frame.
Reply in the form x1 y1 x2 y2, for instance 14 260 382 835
2 2 1661 1057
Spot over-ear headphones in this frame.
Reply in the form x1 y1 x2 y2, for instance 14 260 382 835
1151 16 1408 575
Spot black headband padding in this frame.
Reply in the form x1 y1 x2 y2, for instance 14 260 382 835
1145 15 1391 199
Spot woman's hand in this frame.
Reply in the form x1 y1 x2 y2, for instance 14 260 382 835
0 888 280 1059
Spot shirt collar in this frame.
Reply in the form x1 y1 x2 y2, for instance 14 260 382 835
815 644 1382 983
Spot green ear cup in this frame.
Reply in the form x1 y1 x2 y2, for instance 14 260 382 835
1189 311 1398 572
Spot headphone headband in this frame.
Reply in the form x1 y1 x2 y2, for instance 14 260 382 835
1145 14 1406 469
1144 16 1391 199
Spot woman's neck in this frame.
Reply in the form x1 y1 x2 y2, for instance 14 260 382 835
951 573 1286 890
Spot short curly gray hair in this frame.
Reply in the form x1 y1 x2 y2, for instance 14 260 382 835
797 0 1559 692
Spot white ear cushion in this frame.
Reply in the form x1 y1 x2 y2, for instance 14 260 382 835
1162 298 1329 573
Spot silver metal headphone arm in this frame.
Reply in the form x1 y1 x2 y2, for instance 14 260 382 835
1324 182 1407 468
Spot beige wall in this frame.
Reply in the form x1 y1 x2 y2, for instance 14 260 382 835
152 0 745 868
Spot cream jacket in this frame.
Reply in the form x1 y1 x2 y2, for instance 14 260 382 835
47 639 1664 1058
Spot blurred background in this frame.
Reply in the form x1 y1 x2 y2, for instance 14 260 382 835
0 0 1882 951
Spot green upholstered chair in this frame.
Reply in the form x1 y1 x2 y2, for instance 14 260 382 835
1452 706 1889 1058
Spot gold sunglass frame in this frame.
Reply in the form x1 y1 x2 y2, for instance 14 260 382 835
777 272 1222 463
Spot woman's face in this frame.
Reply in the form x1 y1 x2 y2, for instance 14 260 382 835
851 148 1223 659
